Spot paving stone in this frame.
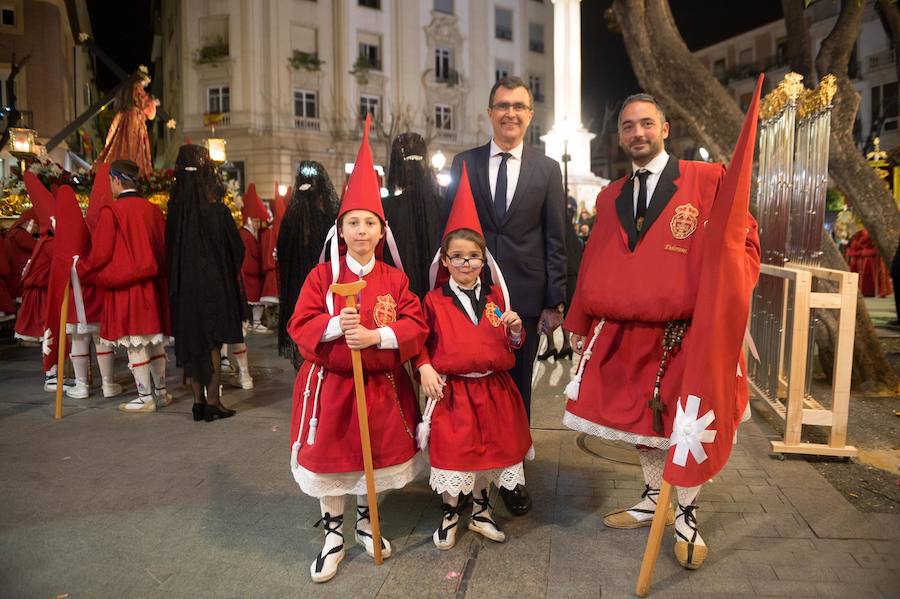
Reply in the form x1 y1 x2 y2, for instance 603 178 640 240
0 334 896 598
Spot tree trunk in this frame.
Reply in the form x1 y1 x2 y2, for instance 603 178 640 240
609 0 898 392
781 0 816 83
815 0 900 266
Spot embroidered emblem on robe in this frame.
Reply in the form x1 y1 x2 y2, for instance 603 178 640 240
484 301 502 327
373 294 397 327
670 203 699 240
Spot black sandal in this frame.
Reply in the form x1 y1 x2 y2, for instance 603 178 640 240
311 512 344 581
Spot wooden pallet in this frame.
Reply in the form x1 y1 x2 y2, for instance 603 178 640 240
750 263 858 458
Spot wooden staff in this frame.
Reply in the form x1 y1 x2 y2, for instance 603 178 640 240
328 279 383 565
54 284 70 420
635 480 673 597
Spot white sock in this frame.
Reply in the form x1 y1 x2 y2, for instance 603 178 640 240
70 334 91 384
232 343 249 375
148 342 167 391
356 493 376 533
94 339 115 385
127 346 153 397
675 485 704 546
252 305 264 325
319 496 345 553
472 480 493 522
46 364 58 379
627 448 666 521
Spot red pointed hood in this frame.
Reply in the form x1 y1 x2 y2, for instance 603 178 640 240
11 207 36 231
53 185 90 260
338 114 385 222
24 172 55 235
442 162 483 239
87 163 114 233
428 162 510 309
241 183 270 224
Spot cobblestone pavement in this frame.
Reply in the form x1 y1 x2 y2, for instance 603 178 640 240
0 334 898 598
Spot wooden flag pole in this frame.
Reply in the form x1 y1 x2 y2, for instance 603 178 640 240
328 279 383 565
54 284 70 420
635 480 673 597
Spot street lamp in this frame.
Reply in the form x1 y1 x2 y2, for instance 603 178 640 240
431 150 446 172
9 127 37 174
277 184 288 197
558 118 576 197
206 137 227 163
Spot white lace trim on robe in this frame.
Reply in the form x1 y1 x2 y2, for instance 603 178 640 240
98 333 168 349
292 452 426 498
428 446 535 495
563 411 670 450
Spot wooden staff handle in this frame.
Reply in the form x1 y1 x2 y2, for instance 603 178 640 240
635 480 673 597
54 284 70 420
329 279 383 565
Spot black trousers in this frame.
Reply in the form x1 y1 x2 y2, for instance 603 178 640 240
509 317 540 421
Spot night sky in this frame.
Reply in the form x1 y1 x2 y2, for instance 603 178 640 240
88 0 784 130
580 0 784 127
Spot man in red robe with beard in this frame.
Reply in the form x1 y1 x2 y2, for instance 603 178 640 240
563 94 760 570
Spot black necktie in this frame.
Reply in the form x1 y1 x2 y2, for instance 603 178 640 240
461 287 480 323
635 169 650 233
495 152 512 221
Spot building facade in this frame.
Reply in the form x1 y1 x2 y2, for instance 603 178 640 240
0 0 98 177
159 0 555 195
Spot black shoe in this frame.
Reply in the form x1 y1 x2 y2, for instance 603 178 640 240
537 348 557 361
192 403 205 422
557 347 573 360
204 403 236 422
499 484 532 516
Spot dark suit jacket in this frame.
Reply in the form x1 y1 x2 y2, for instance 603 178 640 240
443 142 567 319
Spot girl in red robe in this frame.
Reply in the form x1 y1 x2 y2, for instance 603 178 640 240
288 117 427 583
416 165 532 551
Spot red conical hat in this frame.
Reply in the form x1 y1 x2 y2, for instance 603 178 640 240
241 183 270 224
11 207 36 230
87 163 114 233
319 114 404 315
428 162 510 309
53 185 90 261
338 113 385 222
441 162 483 239
24 172 55 234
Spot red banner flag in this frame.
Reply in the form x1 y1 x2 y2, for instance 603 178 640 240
663 75 764 487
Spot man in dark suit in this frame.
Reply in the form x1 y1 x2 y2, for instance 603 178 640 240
444 76 567 515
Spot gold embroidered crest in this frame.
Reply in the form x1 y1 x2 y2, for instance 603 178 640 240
484 301 502 327
670 203 699 240
373 294 397 327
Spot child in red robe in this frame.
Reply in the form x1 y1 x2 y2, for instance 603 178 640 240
239 183 270 333
16 174 62 391
416 164 532 551
287 116 427 583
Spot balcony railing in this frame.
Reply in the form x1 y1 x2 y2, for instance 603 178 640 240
868 48 895 72
495 26 512 41
436 129 457 142
529 41 544 54
294 116 320 131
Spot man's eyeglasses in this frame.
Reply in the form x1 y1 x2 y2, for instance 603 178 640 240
490 102 532 113
448 256 485 268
